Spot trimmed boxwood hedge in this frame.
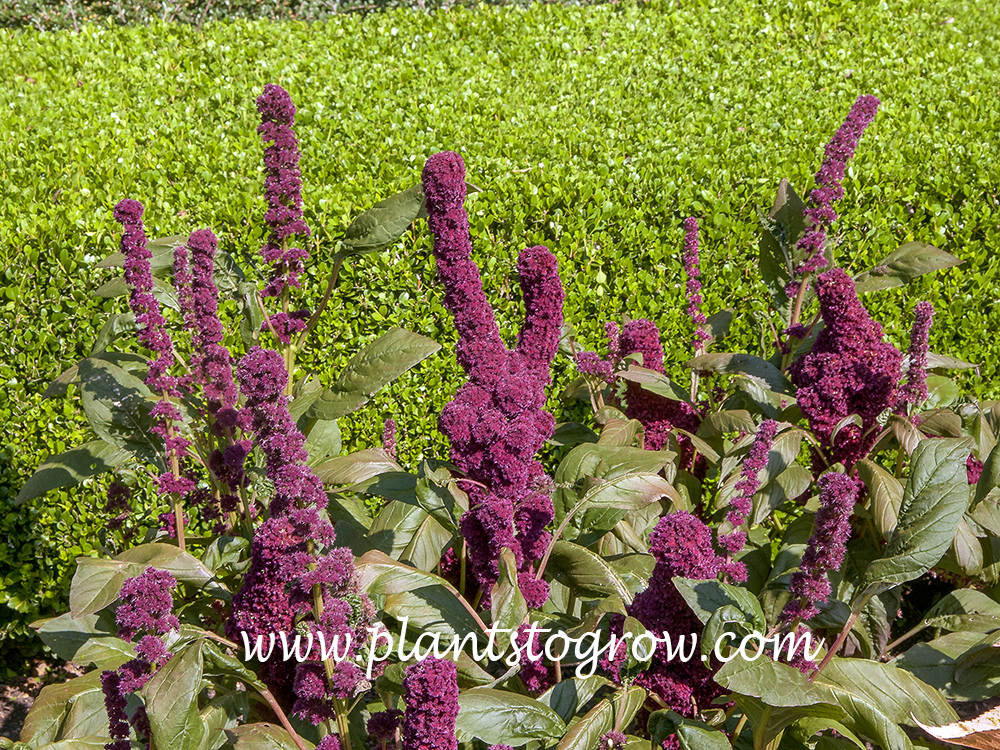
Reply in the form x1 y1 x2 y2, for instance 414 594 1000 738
2 0 999 675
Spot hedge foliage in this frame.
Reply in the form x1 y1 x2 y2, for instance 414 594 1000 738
2 0 999 675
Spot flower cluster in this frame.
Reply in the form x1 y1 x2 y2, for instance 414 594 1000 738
368 709 403 748
719 420 778 554
401 657 459 750
781 472 861 623
227 346 373 714
899 301 934 407
790 268 903 468
115 200 197 511
788 95 880 296
101 569 179 749
423 150 564 606
256 84 311 342
619 320 702 463
605 512 734 720
682 217 709 351
105 481 132 532
382 418 397 459
599 731 628 750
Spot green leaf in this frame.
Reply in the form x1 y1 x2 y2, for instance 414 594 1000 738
455 688 566 745
96 235 186 271
203 536 250 573
555 685 646 750
537 675 612 724
491 548 527 634
758 178 806 317
93 275 180 310
974 440 1000 507
671 577 765 630
925 375 960 410
202 640 266 691
548 422 599 447
684 353 792 394
341 183 425 254
705 309 733 344
15 440 129 505
856 459 903 540
618 365 694 404
862 437 973 590
116 543 227 597
314 448 401 485
366 499 451 572
230 723 315 750
143 641 206 750
853 242 963 294
545 541 634 602
414 469 468 532
78 358 161 466
597 418 643 447
44 351 147 399
20 671 105 747
90 313 137 355
647 710 732 750
35 612 134 670
69 557 146 618
697 410 755 438
309 328 440 420
303 418 341 467
57 680 112 740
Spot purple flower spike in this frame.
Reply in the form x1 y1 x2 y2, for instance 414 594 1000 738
100 670 132 750
619 320 701 466
604 512 728 717
788 95 880 297
780 472 861 623
382 418 397 459
599 731 627 750
899 301 934 407
115 199 178 395
401 657 459 750
790 269 902 467
719 419 778 554
256 84 311 301
423 151 564 602
682 217 709 352
228 346 374 710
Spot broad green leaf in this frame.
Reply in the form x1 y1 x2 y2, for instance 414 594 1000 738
93 275 180 310
230 723 315 750
548 422 599 447
671 577 765 630
308 328 440 420
857 459 904 539
684 353 792 394
366 499 451 572
491 549 527 634
15 440 129 505
456 688 566 745
78 358 161 466
69 557 146 618
893 631 999 702
90 313 137 355
537 675 612 724
545 541 633 603
853 242 963 294
555 685 645 750
598 418 642 447
143 641 206 750
20 671 104 747
757 178 806 317
96 235 186 271
44 352 147 399
706 309 733 344
974 441 1000 506
35 612 134 670
303 418 341 467
341 183 425 254
314 448 401 485
862 437 973 590
951 518 984 576
617 365 694 404
58 680 111 740
647 710 732 750
117 543 226 596
202 640 266 691
697 410 755 438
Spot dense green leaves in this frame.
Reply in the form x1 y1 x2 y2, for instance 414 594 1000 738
862 437 973 591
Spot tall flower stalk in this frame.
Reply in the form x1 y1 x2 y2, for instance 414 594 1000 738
115 198 192 550
787 95 880 328
422 150 564 607
899 301 934 408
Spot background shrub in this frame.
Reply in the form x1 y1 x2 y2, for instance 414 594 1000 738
2 0 999 675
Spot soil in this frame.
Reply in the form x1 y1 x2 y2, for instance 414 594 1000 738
0 661 85 742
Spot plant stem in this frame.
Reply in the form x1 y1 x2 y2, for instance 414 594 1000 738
259 688 311 750
753 705 772 750
298 254 345 348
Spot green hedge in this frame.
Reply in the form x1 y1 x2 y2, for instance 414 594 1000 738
2 0 999 674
